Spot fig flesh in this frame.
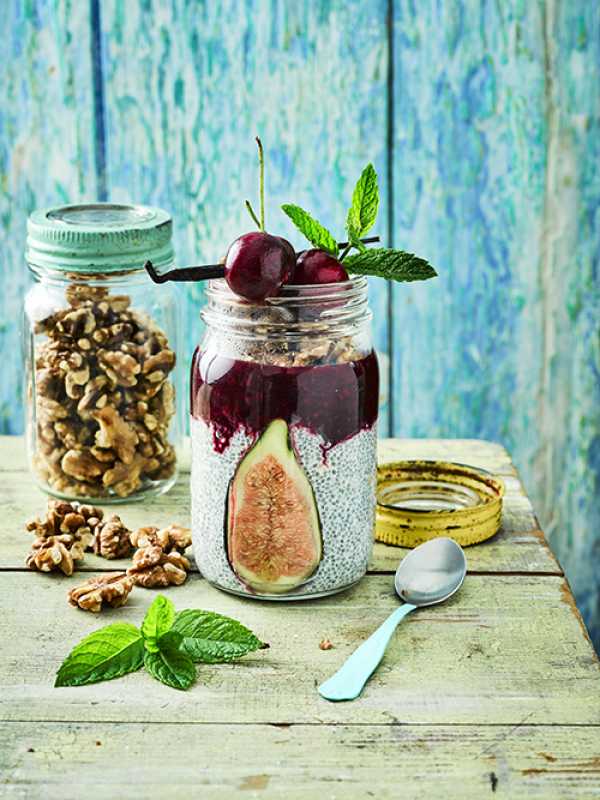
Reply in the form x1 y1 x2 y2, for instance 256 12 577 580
225 419 322 594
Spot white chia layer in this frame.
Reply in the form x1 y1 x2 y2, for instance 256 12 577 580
191 417 377 598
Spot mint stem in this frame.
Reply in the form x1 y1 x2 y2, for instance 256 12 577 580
256 136 265 231
245 200 261 229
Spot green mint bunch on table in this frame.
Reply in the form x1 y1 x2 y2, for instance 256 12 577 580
282 162 437 282
55 595 268 691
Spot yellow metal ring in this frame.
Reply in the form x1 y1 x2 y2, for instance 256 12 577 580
375 461 504 548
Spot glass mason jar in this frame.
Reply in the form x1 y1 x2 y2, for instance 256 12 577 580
24 204 183 502
191 276 379 600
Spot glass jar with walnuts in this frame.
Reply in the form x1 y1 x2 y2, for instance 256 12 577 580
24 204 182 502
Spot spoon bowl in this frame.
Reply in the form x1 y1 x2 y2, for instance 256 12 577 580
395 537 467 607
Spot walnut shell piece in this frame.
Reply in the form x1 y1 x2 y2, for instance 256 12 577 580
93 515 133 559
68 572 134 613
127 546 190 588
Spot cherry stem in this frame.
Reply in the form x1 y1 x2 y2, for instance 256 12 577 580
339 244 352 261
245 200 261 229
256 136 265 231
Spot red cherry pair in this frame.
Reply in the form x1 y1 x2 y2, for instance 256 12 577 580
224 232 348 302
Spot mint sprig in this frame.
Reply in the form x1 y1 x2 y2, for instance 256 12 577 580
280 161 437 282
344 248 437 282
281 204 339 256
55 595 268 691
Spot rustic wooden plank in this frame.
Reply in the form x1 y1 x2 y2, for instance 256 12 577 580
98 0 392 433
2 721 600 799
1 573 598 725
0 1 98 435
0 437 559 574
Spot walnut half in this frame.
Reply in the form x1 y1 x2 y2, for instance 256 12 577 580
93 515 133 559
127 546 190 588
26 534 86 576
68 572 134 613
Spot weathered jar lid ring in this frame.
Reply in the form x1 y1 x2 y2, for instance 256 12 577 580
376 460 505 548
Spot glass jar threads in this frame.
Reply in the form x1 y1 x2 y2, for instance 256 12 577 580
191 276 379 600
24 204 182 502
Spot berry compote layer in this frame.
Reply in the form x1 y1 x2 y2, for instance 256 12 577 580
190 347 379 600
191 349 379 454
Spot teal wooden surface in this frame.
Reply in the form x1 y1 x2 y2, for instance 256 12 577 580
0 0 97 433
0 0 599 649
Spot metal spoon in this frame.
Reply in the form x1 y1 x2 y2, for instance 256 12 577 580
318 537 467 702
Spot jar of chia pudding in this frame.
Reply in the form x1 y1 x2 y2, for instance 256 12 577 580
191 275 379 600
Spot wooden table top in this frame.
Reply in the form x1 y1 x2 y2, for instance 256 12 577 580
1 435 599 798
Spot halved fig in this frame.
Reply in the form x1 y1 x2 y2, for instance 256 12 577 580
225 419 322 594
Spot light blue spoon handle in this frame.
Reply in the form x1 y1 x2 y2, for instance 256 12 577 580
318 603 417 701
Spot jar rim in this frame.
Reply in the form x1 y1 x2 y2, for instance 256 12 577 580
205 275 368 305
202 276 371 340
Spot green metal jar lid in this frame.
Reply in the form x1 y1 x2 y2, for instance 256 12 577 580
26 203 174 273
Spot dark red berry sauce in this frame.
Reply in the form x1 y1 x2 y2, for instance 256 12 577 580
191 349 379 453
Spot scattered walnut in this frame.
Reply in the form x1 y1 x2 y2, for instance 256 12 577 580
26 534 86 576
127 546 190 588
130 523 191 554
26 499 102 548
68 573 134 613
319 638 334 651
93 515 132 559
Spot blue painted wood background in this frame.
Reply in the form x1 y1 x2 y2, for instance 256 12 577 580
0 1 598 646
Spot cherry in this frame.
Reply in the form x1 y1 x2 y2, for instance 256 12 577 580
289 249 349 285
225 232 296 301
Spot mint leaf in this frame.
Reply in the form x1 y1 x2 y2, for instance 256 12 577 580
55 623 144 687
346 163 379 241
281 204 338 255
172 609 268 664
144 632 196 690
141 595 176 654
344 248 437 282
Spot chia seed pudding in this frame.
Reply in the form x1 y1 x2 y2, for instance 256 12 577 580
190 277 379 600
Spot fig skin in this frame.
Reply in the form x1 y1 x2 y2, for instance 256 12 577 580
224 232 295 302
289 249 349 285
